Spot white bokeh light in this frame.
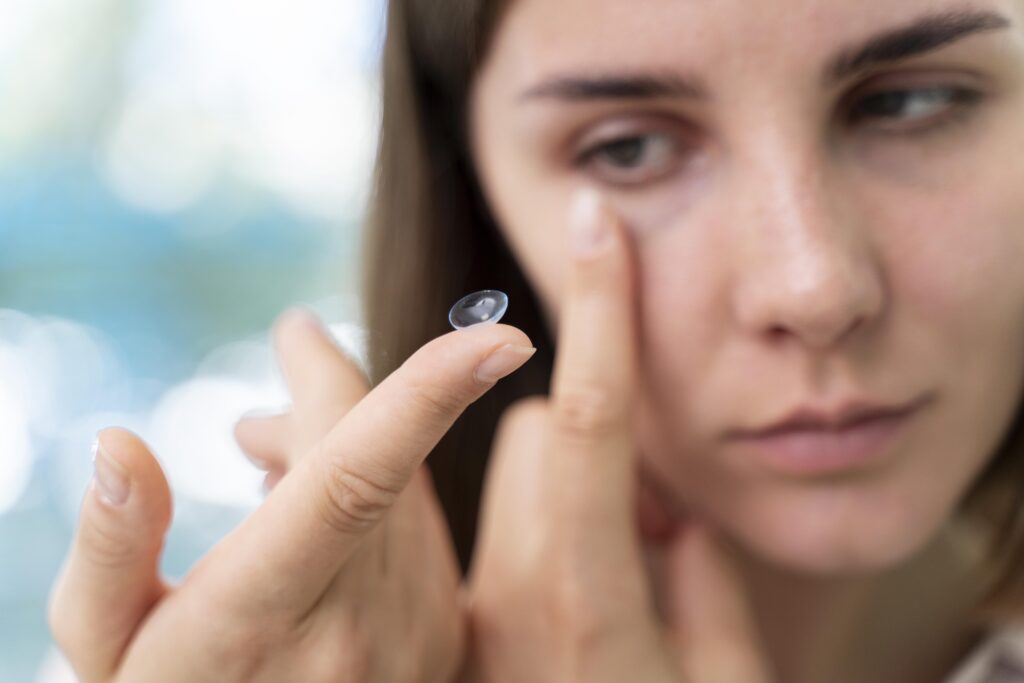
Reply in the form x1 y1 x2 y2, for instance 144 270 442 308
34 647 76 683
0 309 124 515
0 374 30 515
103 99 227 214
133 305 367 508
0 0 121 161
101 0 383 222
147 376 274 508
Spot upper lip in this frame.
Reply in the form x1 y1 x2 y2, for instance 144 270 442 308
731 394 928 438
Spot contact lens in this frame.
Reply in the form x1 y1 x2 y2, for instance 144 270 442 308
449 290 509 329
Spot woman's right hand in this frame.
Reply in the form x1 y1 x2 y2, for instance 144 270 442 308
47 308 536 683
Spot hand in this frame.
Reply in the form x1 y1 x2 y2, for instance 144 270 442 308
459 191 775 682
48 308 536 683
232 314 377 493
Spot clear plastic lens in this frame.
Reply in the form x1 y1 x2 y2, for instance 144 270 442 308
449 290 509 329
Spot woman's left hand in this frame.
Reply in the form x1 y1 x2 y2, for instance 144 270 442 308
459 191 775 683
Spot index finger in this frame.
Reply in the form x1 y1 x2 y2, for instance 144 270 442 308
548 188 640 543
212 321 536 614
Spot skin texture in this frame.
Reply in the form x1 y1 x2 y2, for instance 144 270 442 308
468 0 1024 679
459 192 773 682
471 0 1024 573
49 1 1024 682
48 209 776 682
48 311 536 683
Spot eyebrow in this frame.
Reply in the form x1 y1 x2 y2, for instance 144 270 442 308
518 8 1012 103
825 8 1011 83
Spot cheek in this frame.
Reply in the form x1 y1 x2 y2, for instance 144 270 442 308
630 211 738 451
886 187 1024 342
630 219 738 516
628 174 1024 574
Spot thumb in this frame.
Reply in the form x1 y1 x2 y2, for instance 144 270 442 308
48 427 173 683
665 523 775 683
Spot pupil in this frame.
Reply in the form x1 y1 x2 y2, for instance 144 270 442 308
603 139 645 166
861 91 910 117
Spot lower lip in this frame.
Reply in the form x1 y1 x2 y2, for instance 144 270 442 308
729 409 920 476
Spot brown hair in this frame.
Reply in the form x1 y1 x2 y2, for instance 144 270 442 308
359 0 1024 624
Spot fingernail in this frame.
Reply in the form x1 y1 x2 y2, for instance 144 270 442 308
92 436 130 506
475 344 537 383
568 187 612 258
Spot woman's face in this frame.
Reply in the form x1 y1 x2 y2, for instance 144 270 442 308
468 0 1024 575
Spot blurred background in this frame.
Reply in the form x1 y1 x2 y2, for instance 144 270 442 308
0 0 385 679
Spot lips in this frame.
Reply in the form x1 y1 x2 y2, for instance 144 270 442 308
730 394 931 439
725 395 932 476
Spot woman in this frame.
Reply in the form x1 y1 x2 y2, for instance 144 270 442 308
48 0 1024 681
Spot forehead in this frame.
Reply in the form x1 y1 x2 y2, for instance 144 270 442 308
483 0 1017 90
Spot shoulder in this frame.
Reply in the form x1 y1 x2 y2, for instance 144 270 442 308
944 623 1024 683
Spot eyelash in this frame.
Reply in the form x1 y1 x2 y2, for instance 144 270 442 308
573 85 984 186
845 85 983 135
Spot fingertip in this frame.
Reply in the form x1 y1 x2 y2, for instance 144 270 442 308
568 186 628 260
93 428 172 523
232 413 289 470
440 321 534 356
271 306 322 352
95 427 149 469
276 305 321 331
410 324 536 395
569 186 603 232
494 323 534 349
53 431 173 682
232 415 256 445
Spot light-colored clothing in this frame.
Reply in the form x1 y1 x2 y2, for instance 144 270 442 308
945 624 1024 682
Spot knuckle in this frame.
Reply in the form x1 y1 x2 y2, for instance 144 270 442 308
408 379 470 422
317 457 401 537
552 383 627 441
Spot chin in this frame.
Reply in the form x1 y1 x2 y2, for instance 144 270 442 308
706 484 955 578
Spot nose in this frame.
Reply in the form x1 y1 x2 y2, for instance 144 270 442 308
730 142 885 351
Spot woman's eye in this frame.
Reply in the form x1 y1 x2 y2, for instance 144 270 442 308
575 132 682 187
849 86 981 132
